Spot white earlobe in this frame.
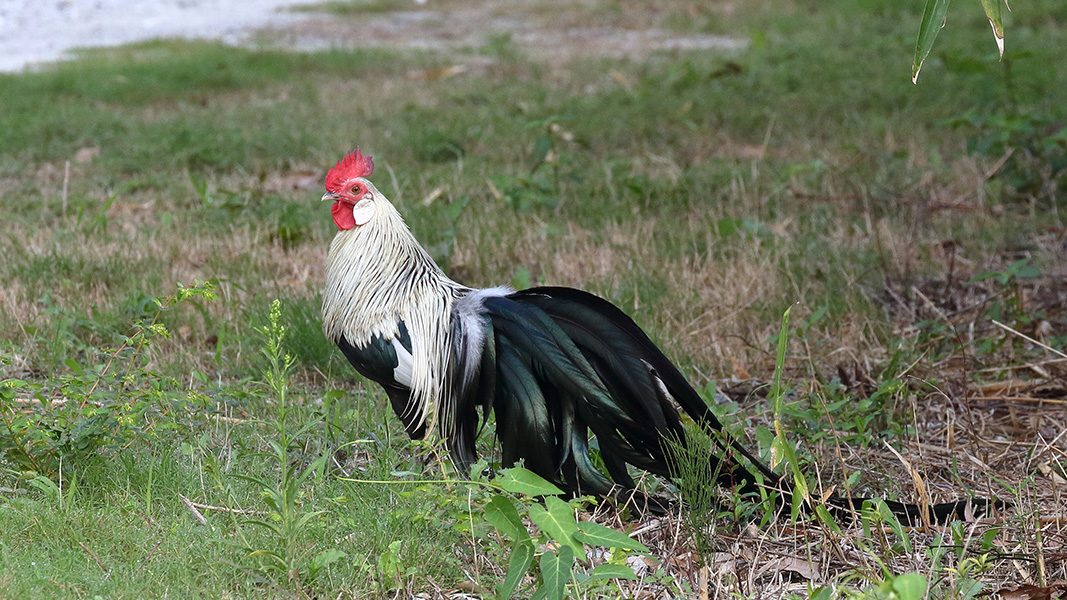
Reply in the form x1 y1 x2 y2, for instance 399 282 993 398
352 197 375 226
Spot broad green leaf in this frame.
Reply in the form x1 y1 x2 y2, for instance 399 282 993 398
980 0 1005 57
980 528 999 551
892 573 928 600
309 549 346 573
538 546 575 600
574 522 650 554
497 541 534 600
24 475 61 499
531 135 552 165
912 0 952 83
586 563 639 581
495 468 565 496
773 440 808 509
528 497 583 556
484 495 528 541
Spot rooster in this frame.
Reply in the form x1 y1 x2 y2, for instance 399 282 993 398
320 148 994 523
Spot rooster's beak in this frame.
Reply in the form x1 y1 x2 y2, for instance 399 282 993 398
322 191 340 202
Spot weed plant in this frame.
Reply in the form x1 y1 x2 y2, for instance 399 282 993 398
226 299 345 590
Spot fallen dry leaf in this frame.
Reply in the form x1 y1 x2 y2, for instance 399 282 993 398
1037 462 1067 486
774 555 820 580
995 581 1067 600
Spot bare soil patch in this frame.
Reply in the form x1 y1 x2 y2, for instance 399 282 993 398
268 0 746 66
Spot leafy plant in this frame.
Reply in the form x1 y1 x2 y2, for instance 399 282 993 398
969 257 1044 326
663 426 727 562
951 109 1067 208
228 299 345 589
482 468 649 600
0 280 218 479
769 306 820 523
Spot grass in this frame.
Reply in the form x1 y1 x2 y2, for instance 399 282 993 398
1 0 1065 597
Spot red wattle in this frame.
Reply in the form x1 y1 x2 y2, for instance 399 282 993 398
331 202 355 230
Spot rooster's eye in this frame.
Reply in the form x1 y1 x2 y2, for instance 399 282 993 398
351 185 362 195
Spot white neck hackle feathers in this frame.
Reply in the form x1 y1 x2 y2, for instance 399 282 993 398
322 181 484 437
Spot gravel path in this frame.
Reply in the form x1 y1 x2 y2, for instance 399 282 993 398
0 0 320 72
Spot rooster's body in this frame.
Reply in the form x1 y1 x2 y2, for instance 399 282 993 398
320 148 993 521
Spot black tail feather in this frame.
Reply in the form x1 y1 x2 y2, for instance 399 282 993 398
492 286 1002 525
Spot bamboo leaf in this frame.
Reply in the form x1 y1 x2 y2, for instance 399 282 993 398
867 498 914 553
770 305 791 417
980 0 1005 57
814 504 842 535
912 0 952 83
294 510 327 529
230 473 273 490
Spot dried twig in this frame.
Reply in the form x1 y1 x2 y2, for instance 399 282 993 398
179 494 267 518
179 494 209 526
992 319 1067 360
78 541 109 576
139 540 163 568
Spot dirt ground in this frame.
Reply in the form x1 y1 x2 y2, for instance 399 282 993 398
265 0 746 65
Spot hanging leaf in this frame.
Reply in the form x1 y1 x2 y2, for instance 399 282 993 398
980 0 1005 58
912 0 952 83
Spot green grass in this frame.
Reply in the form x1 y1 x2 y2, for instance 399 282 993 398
1 0 1065 596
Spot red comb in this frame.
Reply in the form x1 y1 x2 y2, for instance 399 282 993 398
325 148 374 192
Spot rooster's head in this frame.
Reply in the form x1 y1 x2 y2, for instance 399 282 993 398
323 147 376 230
